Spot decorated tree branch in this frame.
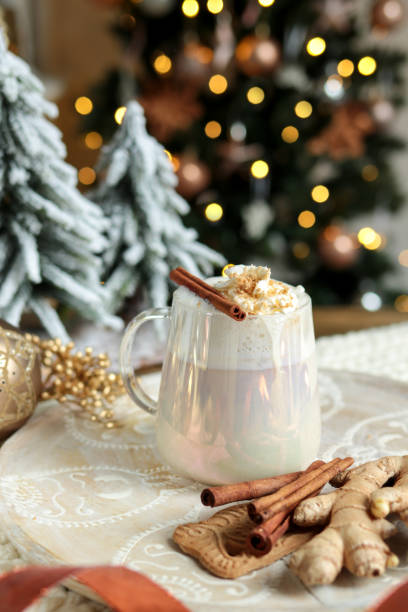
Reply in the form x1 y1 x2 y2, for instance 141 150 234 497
0 31 120 341
90 100 225 313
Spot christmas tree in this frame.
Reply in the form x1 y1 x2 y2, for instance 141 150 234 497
90 100 225 313
83 0 406 307
0 31 120 341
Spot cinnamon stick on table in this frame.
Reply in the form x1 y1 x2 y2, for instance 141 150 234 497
246 484 322 557
246 457 353 557
201 460 324 507
247 457 353 523
169 267 247 322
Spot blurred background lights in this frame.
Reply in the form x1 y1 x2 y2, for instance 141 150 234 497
84 131 103 150
292 241 310 258
181 162 201 181
258 0 275 6
324 75 344 99
306 37 326 56
395 295 408 312
382 0 404 21
170 154 180 172
361 291 382 311
208 74 228 94
334 234 354 253
74 96 93 115
153 53 172 74
182 0 200 17
337 59 354 77
230 121 247 142
281 125 299 143
398 249 408 267
207 0 223 14
247 86 265 104
295 100 312 118
362 164 379 181
311 184 329 203
358 56 377 76
222 263 235 275
78 167 96 185
114 106 127 124
205 202 223 221
358 226 382 250
205 120 222 138
298 210 316 228
251 159 269 178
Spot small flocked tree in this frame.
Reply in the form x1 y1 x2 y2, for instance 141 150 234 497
91 100 225 313
0 31 120 340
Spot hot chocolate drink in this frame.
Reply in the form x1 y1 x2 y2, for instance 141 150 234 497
155 265 320 484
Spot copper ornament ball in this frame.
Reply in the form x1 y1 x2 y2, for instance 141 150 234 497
318 227 359 270
235 35 280 76
176 156 211 199
372 0 403 31
0 319 42 440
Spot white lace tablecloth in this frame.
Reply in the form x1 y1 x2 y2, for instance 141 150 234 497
1 321 408 612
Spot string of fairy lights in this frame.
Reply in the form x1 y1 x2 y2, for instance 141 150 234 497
72 0 408 313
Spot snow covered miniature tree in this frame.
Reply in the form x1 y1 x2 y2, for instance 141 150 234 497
0 31 120 340
91 100 225 313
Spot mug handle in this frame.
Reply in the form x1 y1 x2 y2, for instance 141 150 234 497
119 307 171 415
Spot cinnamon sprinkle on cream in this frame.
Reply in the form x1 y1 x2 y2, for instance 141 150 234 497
214 265 304 315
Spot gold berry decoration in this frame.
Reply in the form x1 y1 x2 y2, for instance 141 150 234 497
26 335 124 427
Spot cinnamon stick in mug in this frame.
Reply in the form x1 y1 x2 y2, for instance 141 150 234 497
201 460 324 507
169 268 247 322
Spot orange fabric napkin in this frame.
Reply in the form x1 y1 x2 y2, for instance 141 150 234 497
0 565 190 612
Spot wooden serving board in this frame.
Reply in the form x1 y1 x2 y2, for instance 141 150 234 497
1 370 408 611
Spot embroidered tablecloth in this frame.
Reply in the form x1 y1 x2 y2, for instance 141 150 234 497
0 321 407 612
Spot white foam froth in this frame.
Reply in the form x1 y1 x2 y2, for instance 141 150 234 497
172 273 314 370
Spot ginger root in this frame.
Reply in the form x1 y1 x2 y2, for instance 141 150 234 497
289 456 408 586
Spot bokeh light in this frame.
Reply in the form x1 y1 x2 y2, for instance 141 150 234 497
230 122 247 142
395 295 408 312
324 75 343 99
205 202 223 221
306 37 326 57
361 292 382 311
337 59 354 77
358 226 382 250
114 106 127 124
208 74 228 94
247 86 265 104
222 263 235 275
251 160 269 178
182 0 200 17
358 56 377 76
207 0 223 14
84 132 103 150
78 167 96 185
281 125 299 143
75 96 93 115
292 242 311 258
398 249 408 267
205 120 222 138
311 185 329 203
298 210 316 228
362 165 379 181
258 0 275 6
294 100 312 118
153 54 172 74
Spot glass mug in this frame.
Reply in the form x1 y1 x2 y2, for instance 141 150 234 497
120 285 321 485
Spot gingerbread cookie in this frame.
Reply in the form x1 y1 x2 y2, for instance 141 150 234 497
173 503 316 579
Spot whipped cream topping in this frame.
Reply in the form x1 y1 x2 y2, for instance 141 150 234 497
213 265 304 315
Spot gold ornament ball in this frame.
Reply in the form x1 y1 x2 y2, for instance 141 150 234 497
0 320 42 440
235 35 280 76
